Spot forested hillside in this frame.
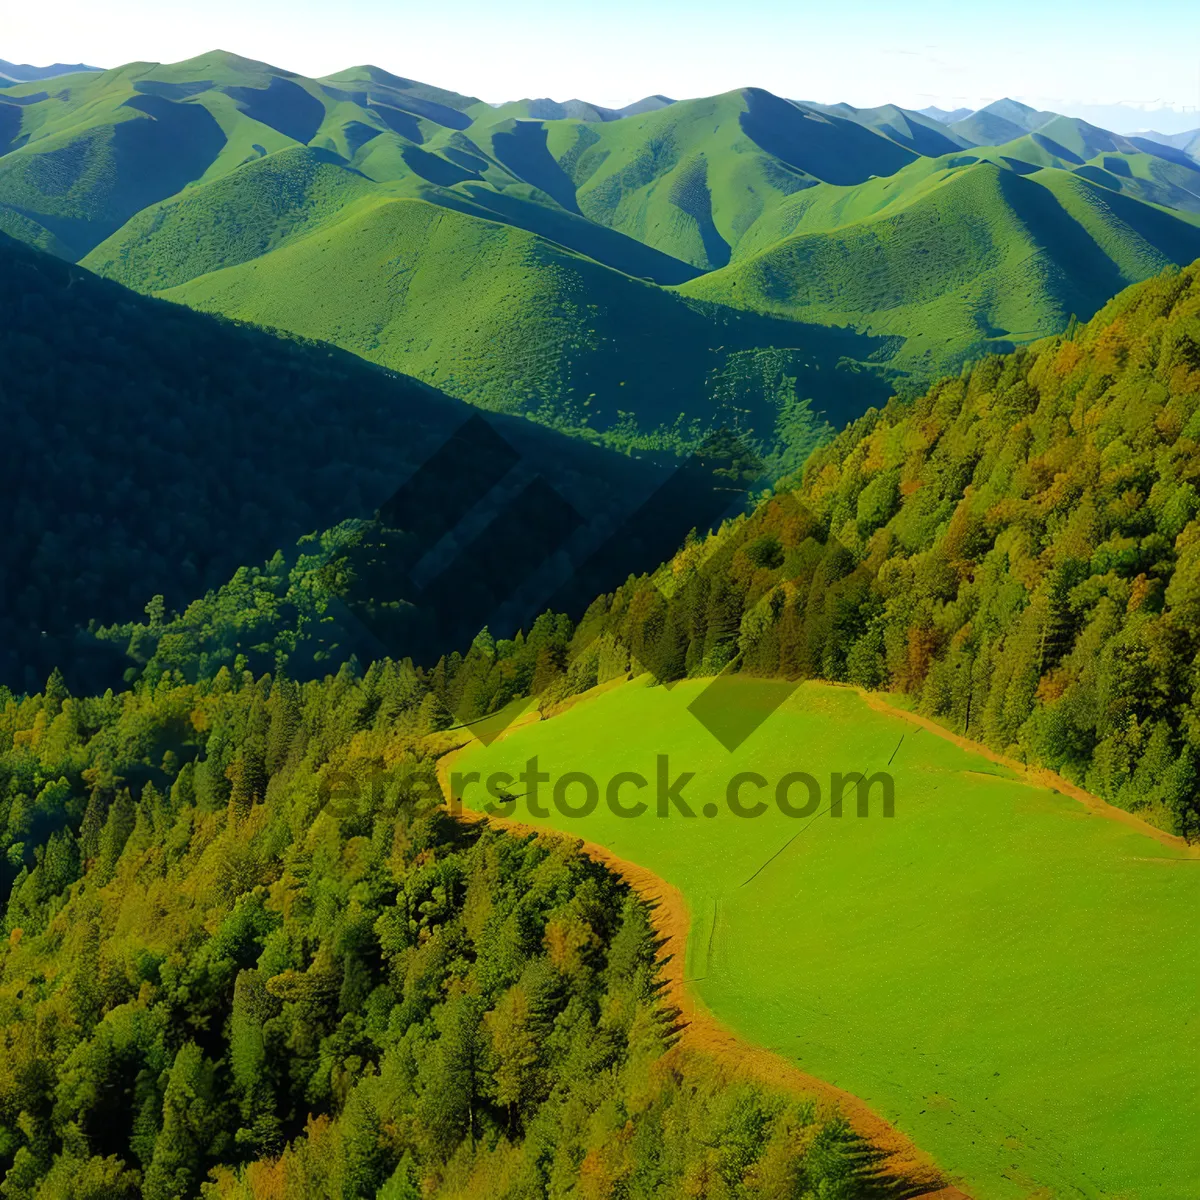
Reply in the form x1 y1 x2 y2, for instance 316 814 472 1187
0 232 703 695
548 262 1200 837
0 657 879 1199
89 261 1200 839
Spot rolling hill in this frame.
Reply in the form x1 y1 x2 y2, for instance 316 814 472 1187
681 156 1200 374
0 229 715 693
6 53 1200 439
135 178 891 443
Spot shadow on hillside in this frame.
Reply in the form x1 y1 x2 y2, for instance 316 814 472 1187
324 81 473 131
225 75 325 144
366 101 423 143
1031 132 1084 164
997 168 1131 319
1 94 226 257
669 154 732 269
1129 136 1200 171
440 180 704 285
322 418 753 671
491 119 582 214
401 143 481 187
741 89 915 186
0 100 22 154
1077 173 1200 264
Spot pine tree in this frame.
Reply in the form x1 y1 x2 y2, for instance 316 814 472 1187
96 789 136 884
266 672 302 775
229 969 281 1154
142 1043 221 1200
417 994 492 1159
42 668 69 718
485 984 542 1132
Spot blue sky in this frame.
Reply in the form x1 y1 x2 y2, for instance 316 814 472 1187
6 0 1200 128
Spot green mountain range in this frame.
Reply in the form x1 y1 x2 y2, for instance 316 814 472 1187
2 44 1199 1200
4 52 1200 445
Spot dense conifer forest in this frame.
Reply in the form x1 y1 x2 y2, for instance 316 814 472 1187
0 661 875 1199
101 262 1200 838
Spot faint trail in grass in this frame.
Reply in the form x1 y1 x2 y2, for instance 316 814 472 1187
739 801 836 887
705 897 719 974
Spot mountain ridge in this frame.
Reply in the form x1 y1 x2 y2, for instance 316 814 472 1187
0 57 101 83
5 53 1200 444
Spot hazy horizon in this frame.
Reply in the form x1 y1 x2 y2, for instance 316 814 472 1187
5 0 1200 134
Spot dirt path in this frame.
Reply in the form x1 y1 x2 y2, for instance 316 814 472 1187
434 723 968 1199
848 686 1200 858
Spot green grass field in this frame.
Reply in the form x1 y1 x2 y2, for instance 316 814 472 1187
449 676 1200 1200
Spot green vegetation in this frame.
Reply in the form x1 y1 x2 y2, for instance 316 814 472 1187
7 55 1200 442
683 157 1200 377
0 231 674 694
83 258 1200 843
149 194 884 439
478 260 1200 840
0 663 880 1200
453 677 1200 1200
81 146 380 291
537 87 917 270
779 259 1200 836
5 56 1200 1200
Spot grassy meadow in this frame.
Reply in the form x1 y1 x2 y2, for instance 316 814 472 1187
447 677 1200 1200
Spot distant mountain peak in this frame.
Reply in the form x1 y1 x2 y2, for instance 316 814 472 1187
327 64 414 87
0 58 101 84
918 105 973 124
982 96 1039 115
489 92 674 122
199 48 272 65
170 48 291 76
321 64 481 110
627 93 674 108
